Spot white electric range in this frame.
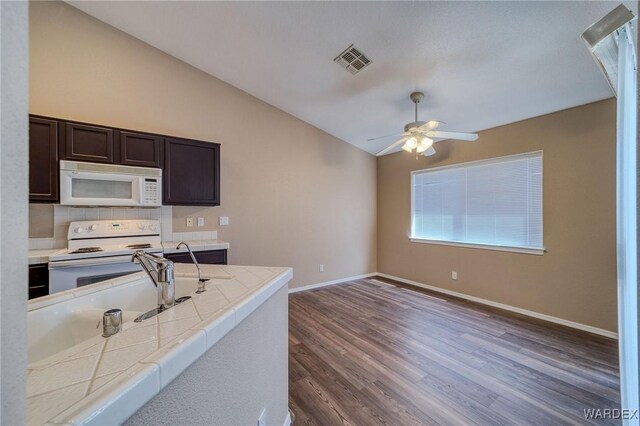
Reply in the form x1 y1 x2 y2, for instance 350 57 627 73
48 219 163 294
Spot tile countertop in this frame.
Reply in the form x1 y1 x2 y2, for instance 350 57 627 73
27 264 292 426
161 239 230 254
28 248 64 266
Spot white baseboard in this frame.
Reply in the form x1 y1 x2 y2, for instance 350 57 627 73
376 273 618 340
288 273 376 294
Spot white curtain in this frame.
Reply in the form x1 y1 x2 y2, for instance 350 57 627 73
616 23 639 425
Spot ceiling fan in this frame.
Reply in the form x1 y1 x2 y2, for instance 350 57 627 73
369 91 479 157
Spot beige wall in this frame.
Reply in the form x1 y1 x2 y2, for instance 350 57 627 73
29 1 377 288
378 99 617 332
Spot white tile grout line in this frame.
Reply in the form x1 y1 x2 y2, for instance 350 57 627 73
27 377 93 401
289 271 617 340
86 341 108 397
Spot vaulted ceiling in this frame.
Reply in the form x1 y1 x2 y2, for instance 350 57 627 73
68 1 633 154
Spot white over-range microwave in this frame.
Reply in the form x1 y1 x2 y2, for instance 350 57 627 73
60 160 162 207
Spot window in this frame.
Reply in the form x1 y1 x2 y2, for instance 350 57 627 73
411 152 543 254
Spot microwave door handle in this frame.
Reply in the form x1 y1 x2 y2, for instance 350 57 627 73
136 176 143 205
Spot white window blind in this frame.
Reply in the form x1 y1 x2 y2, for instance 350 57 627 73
411 152 543 252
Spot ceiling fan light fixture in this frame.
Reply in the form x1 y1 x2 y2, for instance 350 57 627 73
416 135 433 153
370 91 478 157
404 137 418 150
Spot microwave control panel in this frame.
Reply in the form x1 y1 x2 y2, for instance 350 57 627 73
143 178 161 206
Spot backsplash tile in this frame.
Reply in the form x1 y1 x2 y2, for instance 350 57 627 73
29 205 55 238
29 205 168 250
29 205 218 250
161 207 172 239
171 231 218 242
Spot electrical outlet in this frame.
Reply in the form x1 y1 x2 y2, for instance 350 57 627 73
319 264 324 272
451 271 458 280
197 217 205 227
219 216 229 226
186 217 194 227
257 408 266 426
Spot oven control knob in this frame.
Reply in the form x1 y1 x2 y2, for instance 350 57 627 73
74 227 84 234
138 224 147 231
149 224 158 232
88 225 97 231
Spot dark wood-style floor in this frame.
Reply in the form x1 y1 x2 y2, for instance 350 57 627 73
288 277 620 425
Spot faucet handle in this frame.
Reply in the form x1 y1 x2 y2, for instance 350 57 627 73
196 278 209 294
102 309 123 337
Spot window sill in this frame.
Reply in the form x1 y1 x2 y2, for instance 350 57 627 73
409 238 545 255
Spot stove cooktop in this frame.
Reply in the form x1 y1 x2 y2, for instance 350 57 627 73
127 243 152 249
49 245 163 263
49 219 164 263
68 247 104 254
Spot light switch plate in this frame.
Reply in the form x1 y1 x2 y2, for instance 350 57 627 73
219 216 229 226
186 217 194 227
197 217 205 227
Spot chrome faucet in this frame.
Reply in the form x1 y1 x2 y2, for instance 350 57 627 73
176 242 208 293
132 250 175 310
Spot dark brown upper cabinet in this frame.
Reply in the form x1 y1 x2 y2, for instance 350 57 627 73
28 115 222 206
164 137 220 206
119 131 162 168
64 122 115 164
29 117 59 202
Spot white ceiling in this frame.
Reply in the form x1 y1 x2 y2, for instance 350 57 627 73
68 1 633 155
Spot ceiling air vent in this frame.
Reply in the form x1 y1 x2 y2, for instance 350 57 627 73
334 44 372 75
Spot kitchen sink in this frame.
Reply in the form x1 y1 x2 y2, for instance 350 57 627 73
27 272 214 364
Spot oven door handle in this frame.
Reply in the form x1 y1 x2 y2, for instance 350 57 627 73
48 255 137 269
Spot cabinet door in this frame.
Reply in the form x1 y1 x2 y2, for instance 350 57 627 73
120 131 162 168
164 138 220 205
195 249 227 265
64 122 115 163
29 117 59 202
165 249 227 265
28 264 49 299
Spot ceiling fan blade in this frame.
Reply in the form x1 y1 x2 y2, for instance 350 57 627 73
376 137 408 156
417 120 444 132
427 131 478 141
367 132 405 142
422 146 436 157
